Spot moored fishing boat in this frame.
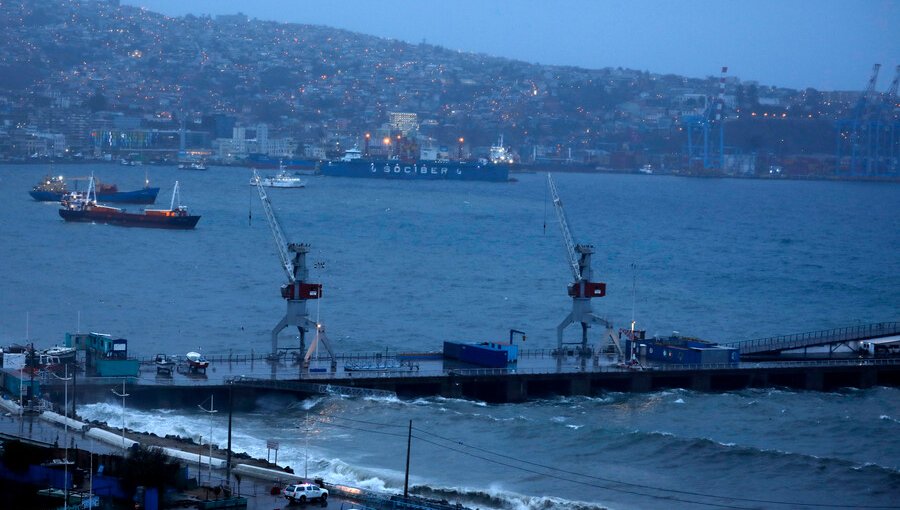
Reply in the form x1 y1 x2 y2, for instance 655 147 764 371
30 174 159 204
59 178 200 229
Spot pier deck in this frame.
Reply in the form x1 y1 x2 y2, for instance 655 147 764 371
34 346 900 407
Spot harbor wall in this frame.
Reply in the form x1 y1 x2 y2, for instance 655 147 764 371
316 363 900 403
37 362 900 409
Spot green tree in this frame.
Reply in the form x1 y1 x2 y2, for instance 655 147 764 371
119 445 181 493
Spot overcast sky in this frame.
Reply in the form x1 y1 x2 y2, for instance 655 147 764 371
123 0 899 92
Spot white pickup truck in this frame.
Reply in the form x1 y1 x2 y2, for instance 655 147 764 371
282 482 329 505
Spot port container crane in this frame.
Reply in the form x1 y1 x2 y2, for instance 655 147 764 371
684 66 728 172
547 174 621 358
253 170 333 364
835 63 897 176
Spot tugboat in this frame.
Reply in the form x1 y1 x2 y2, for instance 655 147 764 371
30 174 159 204
59 178 201 230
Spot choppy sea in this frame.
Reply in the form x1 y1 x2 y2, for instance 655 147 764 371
2 164 899 509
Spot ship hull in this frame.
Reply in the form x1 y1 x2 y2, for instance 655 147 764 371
246 154 319 172
321 160 510 182
31 187 160 204
59 208 200 229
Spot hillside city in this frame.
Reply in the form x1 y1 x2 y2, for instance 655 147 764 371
0 0 897 178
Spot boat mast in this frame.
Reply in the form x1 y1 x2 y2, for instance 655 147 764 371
170 181 180 210
88 173 97 202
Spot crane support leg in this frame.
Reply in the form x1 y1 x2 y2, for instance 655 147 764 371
556 312 575 351
271 310 317 356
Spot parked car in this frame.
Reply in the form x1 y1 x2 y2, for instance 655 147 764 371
282 482 329 504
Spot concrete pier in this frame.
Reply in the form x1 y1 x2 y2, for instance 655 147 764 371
31 350 900 408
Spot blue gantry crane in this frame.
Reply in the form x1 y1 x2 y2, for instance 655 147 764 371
835 64 900 177
683 66 728 173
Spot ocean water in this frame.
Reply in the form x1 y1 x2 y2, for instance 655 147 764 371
2 164 899 509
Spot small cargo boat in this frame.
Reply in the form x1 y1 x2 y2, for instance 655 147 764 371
31 174 159 203
59 179 200 229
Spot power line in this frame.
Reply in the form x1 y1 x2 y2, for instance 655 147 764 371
410 426 900 510
315 415 899 509
410 433 748 509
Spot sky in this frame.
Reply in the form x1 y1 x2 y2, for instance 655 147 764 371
122 0 899 92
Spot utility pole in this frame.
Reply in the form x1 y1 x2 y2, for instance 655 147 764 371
404 420 412 498
226 381 233 490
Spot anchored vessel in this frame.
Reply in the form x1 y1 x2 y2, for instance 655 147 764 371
30 174 159 203
250 169 307 188
321 136 514 182
59 179 200 229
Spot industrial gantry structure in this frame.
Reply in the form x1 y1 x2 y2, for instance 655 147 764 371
835 64 900 177
682 66 729 173
547 174 621 358
253 170 334 366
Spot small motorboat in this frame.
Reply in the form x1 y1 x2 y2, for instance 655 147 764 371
154 353 176 375
44 345 77 364
186 351 209 372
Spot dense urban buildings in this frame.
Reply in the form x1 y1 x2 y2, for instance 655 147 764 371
0 0 897 177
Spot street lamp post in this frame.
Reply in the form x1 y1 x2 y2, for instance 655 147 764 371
111 381 129 453
198 396 217 484
51 366 73 510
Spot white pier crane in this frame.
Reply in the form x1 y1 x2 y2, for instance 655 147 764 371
253 170 333 363
547 174 622 358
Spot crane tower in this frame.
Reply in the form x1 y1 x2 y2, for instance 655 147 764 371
253 170 332 361
547 174 621 357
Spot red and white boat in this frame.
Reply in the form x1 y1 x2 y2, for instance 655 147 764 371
186 351 209 371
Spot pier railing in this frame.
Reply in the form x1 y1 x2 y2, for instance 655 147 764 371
291 356 900 380
727 321 900 354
